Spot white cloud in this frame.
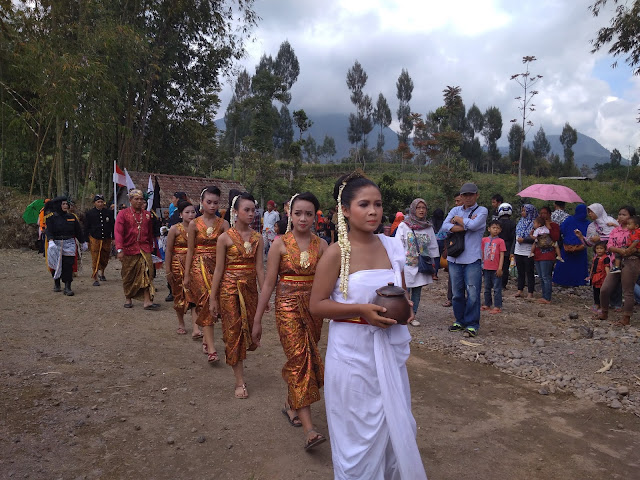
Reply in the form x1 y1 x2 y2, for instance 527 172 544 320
219 0 640 153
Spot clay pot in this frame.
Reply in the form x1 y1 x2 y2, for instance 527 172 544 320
372 282 411 325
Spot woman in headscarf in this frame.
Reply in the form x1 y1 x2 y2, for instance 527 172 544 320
552 204 590 287
390 212 404 237
431 208 446 280
394 198 440 326
513 204 538 299
582 203 618 246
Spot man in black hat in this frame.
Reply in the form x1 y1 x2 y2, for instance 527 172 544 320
84 194 115 286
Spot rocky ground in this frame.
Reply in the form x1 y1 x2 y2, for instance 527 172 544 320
1 249 639 479
415 279 640 415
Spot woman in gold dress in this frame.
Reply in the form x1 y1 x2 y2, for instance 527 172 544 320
253 192 329 450
165 200 198 336
184 187 229 361
210 193 265 399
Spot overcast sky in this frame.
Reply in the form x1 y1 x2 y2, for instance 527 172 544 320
218 0 640 154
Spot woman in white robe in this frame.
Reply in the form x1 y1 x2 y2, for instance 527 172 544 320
310 173 427 480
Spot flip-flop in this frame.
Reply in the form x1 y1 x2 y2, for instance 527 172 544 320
282 407 303 427
93 281 100 287
192 332 204 340
176 327 187 335
123 303 133 309
207 352 219 363
304 430 326 451
143 303 160 311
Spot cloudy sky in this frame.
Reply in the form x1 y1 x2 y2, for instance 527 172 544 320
218 0 640 153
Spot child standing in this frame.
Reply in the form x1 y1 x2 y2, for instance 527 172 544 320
588 241 610 312
530 216 563 262
610 215 640 273
481 220 506 314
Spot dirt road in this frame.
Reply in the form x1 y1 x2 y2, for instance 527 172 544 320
1 250 638 479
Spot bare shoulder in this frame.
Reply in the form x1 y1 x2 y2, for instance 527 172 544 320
322 242 341 263
218 231 232 246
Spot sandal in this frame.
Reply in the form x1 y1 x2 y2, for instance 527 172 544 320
123 303 133 308
442 300 452 307
202 342 208 354
514 292 522 298
612 316 631 327
282 405 303 427
304 429 326 451
207 351 219 363
176 327 187 335
192 332 203 340
234 384 248 399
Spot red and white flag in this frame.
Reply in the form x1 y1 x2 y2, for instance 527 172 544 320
113 163 126 187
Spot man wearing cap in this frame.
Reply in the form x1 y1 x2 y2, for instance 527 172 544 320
442 182 488 337
262 200 279 253
84 194 115 286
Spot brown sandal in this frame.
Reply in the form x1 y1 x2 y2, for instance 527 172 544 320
304 429 326 451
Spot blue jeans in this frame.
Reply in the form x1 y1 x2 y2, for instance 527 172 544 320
483 269 502 308
448 259 482 330
535 260 554 301
410 286 422 314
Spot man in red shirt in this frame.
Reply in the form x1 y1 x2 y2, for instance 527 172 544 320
114 189 159 310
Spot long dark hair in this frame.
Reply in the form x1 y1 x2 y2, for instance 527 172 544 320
232 192 255 210
431 208 445 233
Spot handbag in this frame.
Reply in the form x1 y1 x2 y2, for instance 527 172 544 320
446 205 479 257
411 229 435 275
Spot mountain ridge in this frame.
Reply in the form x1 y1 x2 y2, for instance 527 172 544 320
216 113 614 168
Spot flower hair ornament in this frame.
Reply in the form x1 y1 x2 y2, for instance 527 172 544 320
229 195 240 227
337 181 351 299
286 193 299 233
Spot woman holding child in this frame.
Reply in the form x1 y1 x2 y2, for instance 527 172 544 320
581 206 639 326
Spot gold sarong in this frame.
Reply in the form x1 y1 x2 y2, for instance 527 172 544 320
120 252 155 301
275 232 324 409
89 236 111 277
219 228 261 366
169 224 189 314
190 217 224 327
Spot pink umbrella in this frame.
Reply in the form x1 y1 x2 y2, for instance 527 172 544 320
516 184 584 203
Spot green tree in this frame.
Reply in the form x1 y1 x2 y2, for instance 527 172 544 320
303 134 318 163
293 109 313 141
507 123 524 164
346 60 372 166
373 93 392 158
274 105 294 156
610 147 622 166
559 122 579 175
396 69 414 150
632 150 640 167
590 1 640 77
319 135 337 163
482 106 503 173
532 126 551 159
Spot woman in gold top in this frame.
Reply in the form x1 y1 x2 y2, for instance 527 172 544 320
253 192 329 450
184 187 229 361
165 200 198 336
210 193 265 399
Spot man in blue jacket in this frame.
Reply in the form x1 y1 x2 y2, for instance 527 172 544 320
442 182 488 337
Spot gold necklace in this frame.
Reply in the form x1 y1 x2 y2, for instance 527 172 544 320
299 250 310 268
132 208 143 240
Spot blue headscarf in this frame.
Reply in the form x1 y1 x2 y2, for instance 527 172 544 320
515 204 538 239
561 204 590 245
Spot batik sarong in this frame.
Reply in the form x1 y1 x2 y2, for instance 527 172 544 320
89 237 111 277
120 252 155 301
190 216 224 327
276 232 324 409
219 228 261 366
169 224 189 314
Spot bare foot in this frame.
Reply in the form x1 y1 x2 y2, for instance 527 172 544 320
537 299 551 304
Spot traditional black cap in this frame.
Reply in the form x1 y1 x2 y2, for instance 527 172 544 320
93 194 105 202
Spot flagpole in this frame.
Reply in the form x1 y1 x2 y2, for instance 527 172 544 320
113 160 118 218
